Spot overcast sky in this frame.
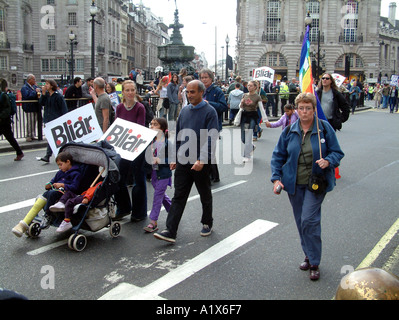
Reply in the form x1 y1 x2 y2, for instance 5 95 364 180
141 0 237 66
140 0 398 67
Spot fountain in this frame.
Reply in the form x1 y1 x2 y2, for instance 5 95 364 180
157 1 195 75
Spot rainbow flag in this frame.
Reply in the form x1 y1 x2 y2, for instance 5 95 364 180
299 25 326 120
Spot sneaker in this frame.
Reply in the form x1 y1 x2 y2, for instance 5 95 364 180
40 214 54 229
14 153 24 161
154 229 176 243
200 224 212 237
12 221 28 237
144 223 159 233
56 220 72 233
49 202 65 212
37 156 50 163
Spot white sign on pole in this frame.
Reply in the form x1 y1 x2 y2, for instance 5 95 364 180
390 75 399 86
100 118 157 162
252 66 275 83
43 103 102 156
332 73 346 87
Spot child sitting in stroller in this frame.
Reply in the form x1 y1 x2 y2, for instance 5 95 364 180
49 181 103 232
12 152 82 237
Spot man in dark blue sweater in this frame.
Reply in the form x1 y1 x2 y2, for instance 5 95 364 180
154 80 219 243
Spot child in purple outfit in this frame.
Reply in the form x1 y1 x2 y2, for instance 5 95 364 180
266 104 299 130
144 117 172 233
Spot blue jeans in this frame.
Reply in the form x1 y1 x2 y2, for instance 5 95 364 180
229 108 239 121
288 184 326 266
389 96 397 112
168 103 178 122
382 95 389 109
240 115 256 158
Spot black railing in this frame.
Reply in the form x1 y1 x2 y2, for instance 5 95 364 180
1 96 161 141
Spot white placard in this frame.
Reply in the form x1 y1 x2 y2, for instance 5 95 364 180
390 75 399 87
100 118 157 161
43 103 102 156
252 66 275 83
332 73 346 87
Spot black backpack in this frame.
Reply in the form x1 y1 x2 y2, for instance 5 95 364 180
264 82 273 94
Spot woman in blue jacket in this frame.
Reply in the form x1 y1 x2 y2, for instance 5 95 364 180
270 92 344 281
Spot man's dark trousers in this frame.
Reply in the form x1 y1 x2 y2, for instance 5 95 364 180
166 163 213 237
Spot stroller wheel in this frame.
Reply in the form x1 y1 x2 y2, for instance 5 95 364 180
28 222 41 238
69 234 87 252
109 222 121 238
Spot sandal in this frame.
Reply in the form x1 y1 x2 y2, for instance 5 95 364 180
144 223 158 233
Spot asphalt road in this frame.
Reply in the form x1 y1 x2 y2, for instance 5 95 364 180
0 108 398 302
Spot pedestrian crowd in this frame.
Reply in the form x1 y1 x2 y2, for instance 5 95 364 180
4 67 393 282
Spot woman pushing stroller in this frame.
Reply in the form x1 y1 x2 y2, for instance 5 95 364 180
12 152 82 237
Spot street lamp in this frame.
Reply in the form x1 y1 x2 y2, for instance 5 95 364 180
225 34 230 81
90 1 98 78
221 46 224 81
69 30 77 82
304 12 324 80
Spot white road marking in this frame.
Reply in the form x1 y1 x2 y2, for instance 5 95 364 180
99 219 278 300
0 199 35 214
0 170 58 183
25 180 248 256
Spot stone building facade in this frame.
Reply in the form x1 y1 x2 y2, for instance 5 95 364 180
0 0 169 90
236 0 395 84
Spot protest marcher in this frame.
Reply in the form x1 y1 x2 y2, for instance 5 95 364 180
37 79 68 163
154 80 219 243
0 86 24 161
113 80 147 222
271 93 344 281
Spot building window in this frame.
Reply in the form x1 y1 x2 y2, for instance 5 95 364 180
68 12 77 26
0 56 7 70
58 59 66 72
76 58 84 72
306 0 320 42
265 0 281 41
47 35 56 51
335 54 364 69
47 0 55 4
342 0 359 42
259 52 287 68
41 59 49 72
0 8 6 32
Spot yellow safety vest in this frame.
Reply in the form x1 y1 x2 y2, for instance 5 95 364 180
115 84 122 99
280 84 289 99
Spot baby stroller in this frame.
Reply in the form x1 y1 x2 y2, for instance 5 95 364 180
28 141 122 252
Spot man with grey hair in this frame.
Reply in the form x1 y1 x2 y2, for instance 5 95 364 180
91 77 113 133
154 80 219 243
20 74 41 142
